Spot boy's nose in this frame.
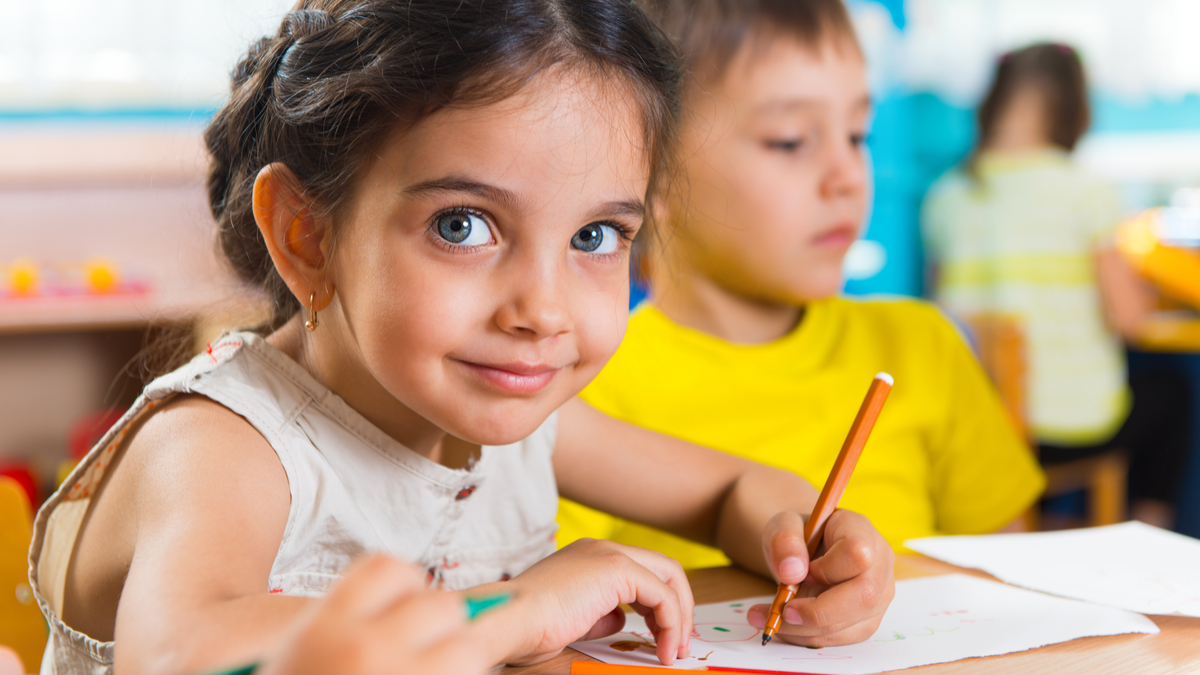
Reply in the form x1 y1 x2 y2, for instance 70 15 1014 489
820 141 869 200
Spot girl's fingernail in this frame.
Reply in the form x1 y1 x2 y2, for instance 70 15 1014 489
747 610 766 628
779 556 805 579
784 607 803 625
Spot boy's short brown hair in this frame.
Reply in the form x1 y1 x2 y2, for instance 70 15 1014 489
640 0 860 84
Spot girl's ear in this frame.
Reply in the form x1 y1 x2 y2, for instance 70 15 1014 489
253 164 335 311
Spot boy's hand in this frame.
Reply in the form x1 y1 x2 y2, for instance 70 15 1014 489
749 510 894 647
257 555 489 675
501 539 694 666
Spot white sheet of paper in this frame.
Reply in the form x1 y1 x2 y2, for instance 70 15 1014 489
570 574 1157 674
907 522 1200 617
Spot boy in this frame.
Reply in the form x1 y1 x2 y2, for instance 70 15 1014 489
558 0 1046 565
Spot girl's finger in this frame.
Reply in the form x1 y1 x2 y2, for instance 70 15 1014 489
762 512 810 585
578 607 627 642
608 543 694 659
408 633 491 675
323 553 426 619
372 588 469 652
613 559 684 666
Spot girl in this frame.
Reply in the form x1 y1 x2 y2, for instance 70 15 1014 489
923 43 1191 528
28 1 894 674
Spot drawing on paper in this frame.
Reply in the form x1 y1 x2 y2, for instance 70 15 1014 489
573 574 1158 675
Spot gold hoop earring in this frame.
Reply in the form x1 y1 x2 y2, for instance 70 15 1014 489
305 292 319 331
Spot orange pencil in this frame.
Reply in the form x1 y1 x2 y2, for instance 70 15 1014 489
760 372 893 646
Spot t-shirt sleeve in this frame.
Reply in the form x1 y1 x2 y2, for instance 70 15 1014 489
927 315 1047 535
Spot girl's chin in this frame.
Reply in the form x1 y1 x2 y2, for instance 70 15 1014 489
441 409 557 448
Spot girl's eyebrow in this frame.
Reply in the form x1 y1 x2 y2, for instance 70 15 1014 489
592 199 645 221
405 175 644 220
403 177 525 210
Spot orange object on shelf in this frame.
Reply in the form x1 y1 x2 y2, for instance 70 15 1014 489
7 259 38 295
83 258 120 294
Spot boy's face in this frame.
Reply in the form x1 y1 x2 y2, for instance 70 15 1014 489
667 35 870 305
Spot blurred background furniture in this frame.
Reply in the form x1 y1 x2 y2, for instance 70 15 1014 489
0 476 47 673
967 314 1129 529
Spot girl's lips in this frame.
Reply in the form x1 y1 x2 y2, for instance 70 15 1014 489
811 223 858 249
457 360 560 395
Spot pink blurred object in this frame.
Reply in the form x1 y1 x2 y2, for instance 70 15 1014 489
0 646 27 675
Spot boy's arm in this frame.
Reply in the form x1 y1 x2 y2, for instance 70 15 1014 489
555 397 893 647
553 397 816 568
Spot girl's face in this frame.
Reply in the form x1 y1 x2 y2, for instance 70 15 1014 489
667 36 870 304
316 70 649 451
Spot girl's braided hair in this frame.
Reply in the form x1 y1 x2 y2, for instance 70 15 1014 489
205 0 682 330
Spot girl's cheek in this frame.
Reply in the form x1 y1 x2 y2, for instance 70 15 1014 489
577 295 630 368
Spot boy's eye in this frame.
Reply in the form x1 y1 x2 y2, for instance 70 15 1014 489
571 223 620 254
851 133 869 148
765 139 804 153
435 211 491 246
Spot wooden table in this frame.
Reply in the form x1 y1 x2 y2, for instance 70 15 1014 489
506 554 1200 674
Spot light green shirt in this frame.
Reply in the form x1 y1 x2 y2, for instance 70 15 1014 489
923 149 1130 444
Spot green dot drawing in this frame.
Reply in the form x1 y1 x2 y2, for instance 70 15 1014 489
713 627 731 632
730 603 743 607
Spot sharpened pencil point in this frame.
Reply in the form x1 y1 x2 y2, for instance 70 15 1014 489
761 634 771 646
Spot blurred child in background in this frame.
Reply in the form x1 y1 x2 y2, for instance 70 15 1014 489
557 0 1045 565
923 43 1191 528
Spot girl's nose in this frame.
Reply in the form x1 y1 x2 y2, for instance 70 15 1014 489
494 262 573 339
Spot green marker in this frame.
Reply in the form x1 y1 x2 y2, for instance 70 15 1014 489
465 592 512 620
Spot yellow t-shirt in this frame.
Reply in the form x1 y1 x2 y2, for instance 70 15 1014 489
558 297 1045 565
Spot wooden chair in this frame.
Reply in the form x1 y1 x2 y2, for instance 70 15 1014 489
0 476 47 673
966 314 1128 529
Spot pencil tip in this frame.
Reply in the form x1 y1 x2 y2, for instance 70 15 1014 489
761 635 771 646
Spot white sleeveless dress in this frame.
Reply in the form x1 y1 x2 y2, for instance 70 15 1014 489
28 331 560 674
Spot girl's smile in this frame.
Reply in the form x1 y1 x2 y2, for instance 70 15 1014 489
454 358 564 395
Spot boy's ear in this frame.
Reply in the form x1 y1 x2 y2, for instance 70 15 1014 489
252 164 334 312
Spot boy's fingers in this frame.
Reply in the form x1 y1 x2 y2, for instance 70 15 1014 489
783 574 894 631
762 512 810 585
773 616 884 648
324 553 425 619
808 510 893 587
806 535 876 587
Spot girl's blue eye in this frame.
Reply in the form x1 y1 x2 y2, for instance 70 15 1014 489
436 211 491 246
572 223 620 254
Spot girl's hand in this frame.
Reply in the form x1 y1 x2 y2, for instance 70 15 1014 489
500 539 694 666
257 555 489 675
748 510 894 647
